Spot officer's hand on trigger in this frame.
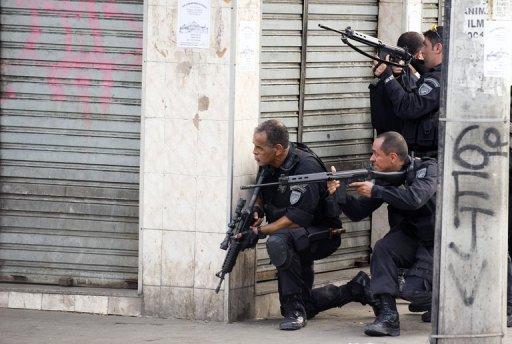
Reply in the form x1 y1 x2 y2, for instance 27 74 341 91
349 181 374 198
391 60 405 75
252 209 263 227
327 166 341 195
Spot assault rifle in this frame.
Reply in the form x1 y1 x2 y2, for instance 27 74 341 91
318 24 412 68
215 170 267 294
240 168 406 189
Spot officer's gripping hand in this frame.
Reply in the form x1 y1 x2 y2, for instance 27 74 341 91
391 60 405 75
373 54 392 78
235 230 260 251
327 166 341 195
349 181 374 198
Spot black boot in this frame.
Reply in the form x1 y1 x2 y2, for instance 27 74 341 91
421 310 431 323
279 296 307 331
364 294 400 337
349 271 379 316
307 271 377 319
408 302 430 313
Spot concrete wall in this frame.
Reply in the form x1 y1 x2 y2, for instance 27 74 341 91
139 0 261 321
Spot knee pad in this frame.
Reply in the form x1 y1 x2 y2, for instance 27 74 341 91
266 235 289 268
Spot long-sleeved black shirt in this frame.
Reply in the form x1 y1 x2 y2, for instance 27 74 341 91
260 143 342 229
380 64 442 155
326 157 437 246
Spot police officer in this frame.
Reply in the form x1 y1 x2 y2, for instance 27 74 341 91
370 31 424 135
245 119 343 331
325 131 437 337
374 26 444 158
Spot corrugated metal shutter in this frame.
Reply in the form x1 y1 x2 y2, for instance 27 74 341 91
0 0 142 288
422 0 441 31
260 0 303 140
257 0 376 290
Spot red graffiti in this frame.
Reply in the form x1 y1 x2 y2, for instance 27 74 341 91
1 0 143 116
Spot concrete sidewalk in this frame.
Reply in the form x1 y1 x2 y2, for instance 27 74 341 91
1 303 510 344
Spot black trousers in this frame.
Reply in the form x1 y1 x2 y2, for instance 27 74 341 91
267 227 341 308
370 230 421 297
400 245 433 309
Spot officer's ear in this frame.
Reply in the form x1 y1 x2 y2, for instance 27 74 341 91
273 143 285 156
434 42 443 54
389 152 400 164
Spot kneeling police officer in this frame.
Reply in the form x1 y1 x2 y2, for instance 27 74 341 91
241 119 343 331
323 131 437 336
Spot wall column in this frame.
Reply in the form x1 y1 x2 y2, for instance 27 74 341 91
139 0 261 321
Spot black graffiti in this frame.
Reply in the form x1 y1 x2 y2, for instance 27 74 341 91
449 125 507 305
449 207 494 260
452 171 490 228
453 125 508 170
448 260 488 306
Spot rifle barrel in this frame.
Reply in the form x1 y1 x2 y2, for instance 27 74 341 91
240 168 406 189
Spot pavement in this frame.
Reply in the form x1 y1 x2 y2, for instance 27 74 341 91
1 303 511 344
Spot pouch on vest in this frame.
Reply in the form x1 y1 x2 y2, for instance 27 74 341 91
416 114 438 149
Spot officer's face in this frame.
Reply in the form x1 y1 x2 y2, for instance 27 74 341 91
421 37 441 70
370 138 400 172
253 131 277 166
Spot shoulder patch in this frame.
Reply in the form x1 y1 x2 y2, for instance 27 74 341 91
289 184 307 205
418 83 433 96
423 77 440 88
416 168 427 179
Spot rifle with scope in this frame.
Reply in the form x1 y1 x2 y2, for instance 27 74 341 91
214 169 267 294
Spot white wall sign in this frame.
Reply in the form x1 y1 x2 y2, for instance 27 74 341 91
492 0 512 20
484 20 512 80
177 0 211 49
464 3 487 39
237 21 258 72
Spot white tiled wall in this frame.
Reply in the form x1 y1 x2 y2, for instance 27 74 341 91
140 0 261 321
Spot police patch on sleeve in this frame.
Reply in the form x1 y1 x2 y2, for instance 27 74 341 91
416 168 427 179
418 83 433 96
289 184 307 205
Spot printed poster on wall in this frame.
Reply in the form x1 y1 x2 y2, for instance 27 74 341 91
238 21 258 72
484 21 512 79
177 0 211 49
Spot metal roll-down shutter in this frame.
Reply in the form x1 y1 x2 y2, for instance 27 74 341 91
422 0 443 32
258 0 377 292
0 0 143 288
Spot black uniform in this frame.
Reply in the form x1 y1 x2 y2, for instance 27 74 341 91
370 71 419 135
260 143 342 314
326 157 437 299
380 64 442 157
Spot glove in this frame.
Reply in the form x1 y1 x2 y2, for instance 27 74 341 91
238 229 260 251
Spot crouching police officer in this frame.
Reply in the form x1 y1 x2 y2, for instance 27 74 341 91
243 119 343 331
374 26 444 158
325 132 437 336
